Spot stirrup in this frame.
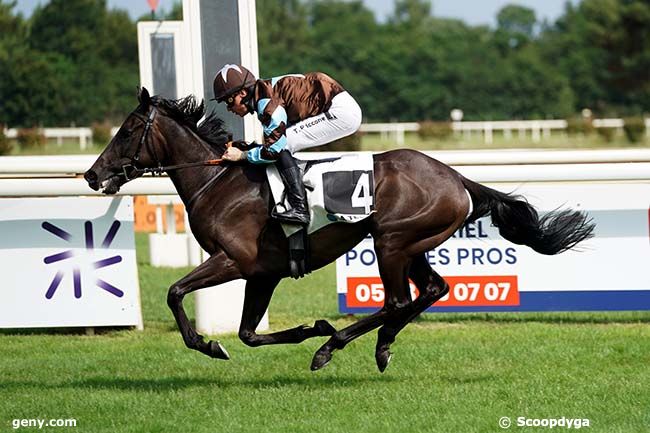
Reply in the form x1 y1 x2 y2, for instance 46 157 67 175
272 207 310 225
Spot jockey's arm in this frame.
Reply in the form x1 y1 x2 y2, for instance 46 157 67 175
246 97 288 164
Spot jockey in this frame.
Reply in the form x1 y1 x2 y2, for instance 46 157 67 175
212 64 362 226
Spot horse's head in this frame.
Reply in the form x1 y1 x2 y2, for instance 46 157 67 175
85 87 162 194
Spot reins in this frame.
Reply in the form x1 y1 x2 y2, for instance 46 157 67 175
120 104 231 179
133 157 225 177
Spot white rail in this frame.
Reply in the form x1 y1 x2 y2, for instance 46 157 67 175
2 149 650 176
360 118 650 144
3 127 120 150
0 150 648 197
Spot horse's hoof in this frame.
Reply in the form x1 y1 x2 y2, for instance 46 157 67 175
310 349 332 371
207 340 230 360
314 320 336 336
376 349 392 373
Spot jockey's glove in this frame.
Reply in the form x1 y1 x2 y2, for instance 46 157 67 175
231 140 260 151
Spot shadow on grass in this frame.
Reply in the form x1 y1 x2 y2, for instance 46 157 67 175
2 373 400 393
0 326 137 336
338 311 650 326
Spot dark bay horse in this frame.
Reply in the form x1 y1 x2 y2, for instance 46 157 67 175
85 89 594 372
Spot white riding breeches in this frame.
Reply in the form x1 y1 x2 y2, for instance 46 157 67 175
285 91 362 153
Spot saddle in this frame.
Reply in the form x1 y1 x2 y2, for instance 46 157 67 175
266 153 376 278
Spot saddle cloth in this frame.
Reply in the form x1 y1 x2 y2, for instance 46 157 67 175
266 153 376 237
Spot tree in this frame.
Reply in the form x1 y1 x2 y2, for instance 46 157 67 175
256 0 311 76
390 0 432 28
497 5 536 39
538 0 650 114
29 0 108 61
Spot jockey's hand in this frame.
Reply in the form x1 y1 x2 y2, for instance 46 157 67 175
222 146 247 162
231 140 259 151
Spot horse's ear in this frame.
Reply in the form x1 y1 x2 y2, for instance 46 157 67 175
138 87 151 106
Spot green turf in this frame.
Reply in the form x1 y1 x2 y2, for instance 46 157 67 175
359 130 649 152
1 234 649 433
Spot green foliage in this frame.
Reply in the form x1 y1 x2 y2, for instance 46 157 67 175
540 0 650 114
0 125 12 155
1 0 649 128
622 117 646 143
566 117 595 136
418 121 452 140
16 127 45 148
596 127 616 143
317 131 362 152
495 5 536 51
91 121 112 146
0 0 137 127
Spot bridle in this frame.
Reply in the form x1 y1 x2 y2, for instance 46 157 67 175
120 105 225 181
121 106 161 180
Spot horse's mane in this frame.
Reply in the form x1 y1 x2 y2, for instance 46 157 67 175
152 95 231 153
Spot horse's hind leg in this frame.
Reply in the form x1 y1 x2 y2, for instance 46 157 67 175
310 246 412 371
375 254 449 372
167 249 241 359
238 277 337 347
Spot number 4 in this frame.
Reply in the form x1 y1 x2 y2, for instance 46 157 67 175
351 172 372 213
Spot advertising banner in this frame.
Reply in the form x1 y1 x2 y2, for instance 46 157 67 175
0 197 143 328
336 183 650 312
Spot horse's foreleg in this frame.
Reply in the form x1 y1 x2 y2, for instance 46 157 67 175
375 254 449 372
167 249 241 359
310 246 411 371
238 277 337 347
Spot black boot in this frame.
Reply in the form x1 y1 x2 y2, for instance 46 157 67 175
273 151 310 225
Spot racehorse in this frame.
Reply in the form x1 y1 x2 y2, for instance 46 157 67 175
85 88 594 372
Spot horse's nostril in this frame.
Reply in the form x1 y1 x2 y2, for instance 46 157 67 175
84 170 97 183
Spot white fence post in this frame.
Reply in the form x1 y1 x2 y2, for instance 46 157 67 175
484 123 493 144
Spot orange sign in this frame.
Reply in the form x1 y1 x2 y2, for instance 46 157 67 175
346 275 520 308
133 196 185 233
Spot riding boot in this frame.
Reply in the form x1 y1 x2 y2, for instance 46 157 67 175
273 150 310 225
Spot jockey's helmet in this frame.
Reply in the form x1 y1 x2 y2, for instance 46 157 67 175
212 64 256 102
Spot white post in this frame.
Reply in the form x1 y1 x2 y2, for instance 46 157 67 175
80 132 87 150
184 0 267 334
397 127 405 146
484 123 493 144
155 206 163 234
165 203 176 234
185 211 202 266
532 122 541 143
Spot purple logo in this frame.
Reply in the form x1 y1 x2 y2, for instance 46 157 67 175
42 221 124 299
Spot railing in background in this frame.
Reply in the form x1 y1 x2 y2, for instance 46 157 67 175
4 127 120 150
5 119 648 148
1 149 649 189
360 118 650 145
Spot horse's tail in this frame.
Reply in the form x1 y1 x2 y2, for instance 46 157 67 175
460 176 595 255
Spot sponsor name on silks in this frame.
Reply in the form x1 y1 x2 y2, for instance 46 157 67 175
345 220 518 267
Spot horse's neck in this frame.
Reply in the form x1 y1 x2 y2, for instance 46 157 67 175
162 126 225 209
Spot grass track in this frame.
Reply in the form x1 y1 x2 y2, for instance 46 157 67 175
1 235 649 432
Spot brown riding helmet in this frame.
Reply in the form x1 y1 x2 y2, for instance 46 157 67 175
212 64 257 102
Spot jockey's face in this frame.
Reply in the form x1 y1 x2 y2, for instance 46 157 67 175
225 89 248 117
